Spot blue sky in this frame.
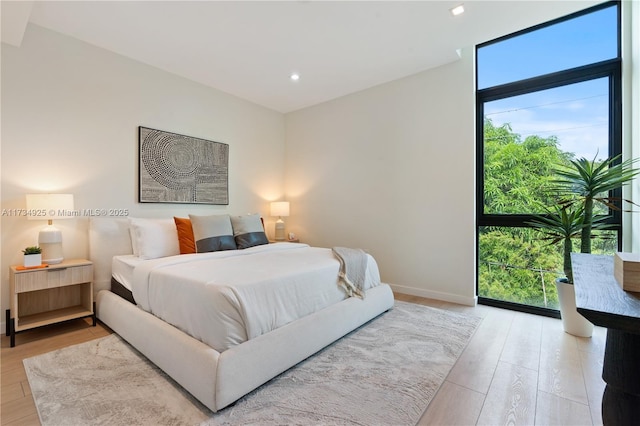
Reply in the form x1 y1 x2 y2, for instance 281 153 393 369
478 4 617 160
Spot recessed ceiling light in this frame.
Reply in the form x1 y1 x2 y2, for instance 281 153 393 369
290 73 300 81
450 4 464 16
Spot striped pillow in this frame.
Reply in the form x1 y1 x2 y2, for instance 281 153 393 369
231 214 268 249
188 214 237 252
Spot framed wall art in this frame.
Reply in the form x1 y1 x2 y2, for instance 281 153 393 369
138 126 229 204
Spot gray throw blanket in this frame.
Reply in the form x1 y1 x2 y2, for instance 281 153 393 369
332 247 367 299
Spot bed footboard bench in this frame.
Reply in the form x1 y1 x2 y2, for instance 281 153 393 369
96 283 394 412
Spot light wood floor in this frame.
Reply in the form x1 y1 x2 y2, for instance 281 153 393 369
396 294 606 426
1 294 605 425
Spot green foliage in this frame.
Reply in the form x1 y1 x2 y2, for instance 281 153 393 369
22 246 42 255
481 118 571 307
484 119 573 214
479 226 561 309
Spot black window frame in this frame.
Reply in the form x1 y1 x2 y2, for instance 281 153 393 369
475 1 622 317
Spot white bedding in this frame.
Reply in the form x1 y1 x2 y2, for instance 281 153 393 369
131 243 381 352
112 255 144 291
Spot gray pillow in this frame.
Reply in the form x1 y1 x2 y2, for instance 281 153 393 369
189 214 237 252
231 214 269 249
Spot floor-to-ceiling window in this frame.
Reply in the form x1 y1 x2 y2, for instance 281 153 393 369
476 1 621 316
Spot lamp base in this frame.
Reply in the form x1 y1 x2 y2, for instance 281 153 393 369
39 225 64 264
40 242 64 264
274 219 286 241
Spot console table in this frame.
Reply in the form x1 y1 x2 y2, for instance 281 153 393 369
572 253 640 426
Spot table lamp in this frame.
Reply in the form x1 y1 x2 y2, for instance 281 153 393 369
26 193 74 264
270 201 290 241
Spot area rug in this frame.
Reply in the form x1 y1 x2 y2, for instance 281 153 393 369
24 301 481 426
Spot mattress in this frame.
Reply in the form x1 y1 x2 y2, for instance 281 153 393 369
111 277 136 304
112 254 144 291
130 243 382 352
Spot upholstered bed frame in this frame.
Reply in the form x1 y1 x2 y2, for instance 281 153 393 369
90 218 395 412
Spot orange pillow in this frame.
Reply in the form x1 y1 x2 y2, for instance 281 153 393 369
174 217 196 254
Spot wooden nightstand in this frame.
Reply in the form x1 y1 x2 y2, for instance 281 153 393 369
6 259 95 347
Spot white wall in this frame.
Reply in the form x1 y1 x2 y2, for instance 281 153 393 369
285 49 476 305
1 24 286 331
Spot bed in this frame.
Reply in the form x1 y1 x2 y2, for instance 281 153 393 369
90 217 395 412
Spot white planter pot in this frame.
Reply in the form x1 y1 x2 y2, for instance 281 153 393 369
23 253 42 267
555 278 593 337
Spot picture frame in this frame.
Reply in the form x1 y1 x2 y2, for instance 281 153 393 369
138 126 229 204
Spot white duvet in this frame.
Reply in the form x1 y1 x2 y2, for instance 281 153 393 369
131 243 381 352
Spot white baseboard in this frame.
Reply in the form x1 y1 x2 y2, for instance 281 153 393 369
389 284 477 307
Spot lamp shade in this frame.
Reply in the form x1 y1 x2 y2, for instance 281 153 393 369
270 201 290 217
25 194 74 220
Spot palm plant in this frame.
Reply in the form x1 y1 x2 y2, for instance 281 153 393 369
552 154 640 254
529 154 639 283
528 206 584 283
528 205 613 283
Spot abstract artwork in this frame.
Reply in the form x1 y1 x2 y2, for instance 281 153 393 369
138 127 229 204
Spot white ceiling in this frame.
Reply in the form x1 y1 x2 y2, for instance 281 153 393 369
2 0 600 113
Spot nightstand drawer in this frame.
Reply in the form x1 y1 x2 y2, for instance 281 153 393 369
14 265 93 293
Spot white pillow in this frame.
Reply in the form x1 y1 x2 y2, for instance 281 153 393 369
129 227 140 256
129 217 180 260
